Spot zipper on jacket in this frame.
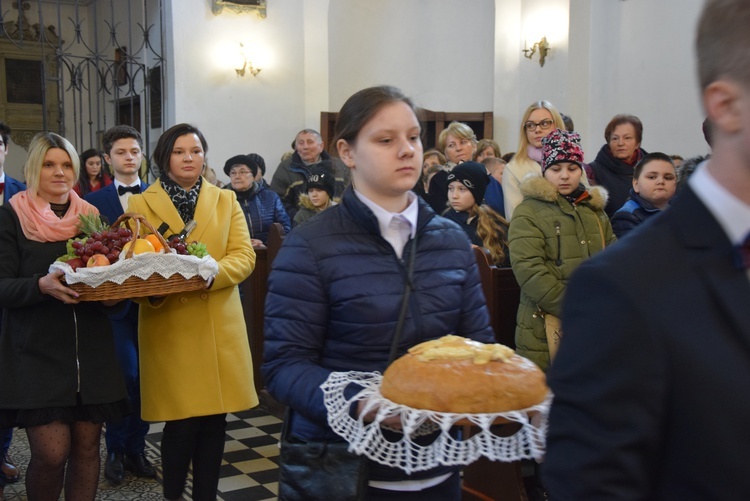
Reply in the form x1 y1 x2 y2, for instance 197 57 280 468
73 307 81 393
242 199 255 238
554 221 562 266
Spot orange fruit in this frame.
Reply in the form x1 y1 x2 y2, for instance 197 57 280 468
144 234 165 252
121 238 156 256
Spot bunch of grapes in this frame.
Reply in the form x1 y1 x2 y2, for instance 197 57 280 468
167 236 189 255
187 241 209 258
166 236 209 258
71 227 133 264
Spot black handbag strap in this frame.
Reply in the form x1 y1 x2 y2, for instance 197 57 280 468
388 231 418 365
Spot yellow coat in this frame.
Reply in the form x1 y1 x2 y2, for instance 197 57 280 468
128 180 258 421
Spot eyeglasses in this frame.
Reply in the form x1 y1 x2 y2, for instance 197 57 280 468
523 119 554 131
229 169 253 176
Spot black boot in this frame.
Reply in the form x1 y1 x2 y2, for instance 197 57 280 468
124 452 157 478
104 451 125 486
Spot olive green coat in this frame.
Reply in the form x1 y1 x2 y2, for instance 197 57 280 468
508 175 616 371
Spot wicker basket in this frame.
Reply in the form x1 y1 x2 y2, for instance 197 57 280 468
70 273 207 301
64 213 211 301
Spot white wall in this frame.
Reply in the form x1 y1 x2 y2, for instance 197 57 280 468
163 0 707 184
580 0 707 160
328 0 496 120
168 0 308 184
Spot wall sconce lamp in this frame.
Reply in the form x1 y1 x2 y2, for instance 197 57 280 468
522 37 550 67
236 42 261 77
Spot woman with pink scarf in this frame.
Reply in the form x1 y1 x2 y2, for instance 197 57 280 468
502 100 568 220
0 132 127 499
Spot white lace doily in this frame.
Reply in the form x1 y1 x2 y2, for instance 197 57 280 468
321 371 551 474
49 251 219 287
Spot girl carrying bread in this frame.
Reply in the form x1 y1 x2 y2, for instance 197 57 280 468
263 85 496 500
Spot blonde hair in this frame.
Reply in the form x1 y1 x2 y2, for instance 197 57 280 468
515 101 565 165
471 204 509 266
24 132 80 195
437 121 477 153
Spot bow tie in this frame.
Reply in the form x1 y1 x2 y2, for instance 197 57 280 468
118 185 141 196
735 233 750 270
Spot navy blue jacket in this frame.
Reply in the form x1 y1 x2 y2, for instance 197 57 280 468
263 188 494 480
232 182 291 244
544 185 750 500
611 189 664 239
85 181 150 226
484 177 506 218
2 174 25 203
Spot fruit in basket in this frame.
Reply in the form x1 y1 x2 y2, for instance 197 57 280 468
66 257 86 271
121 239 156 255
167 236 188 255
87 254 111 267
166 236 209 257
144 234 165 252
187 241 209 258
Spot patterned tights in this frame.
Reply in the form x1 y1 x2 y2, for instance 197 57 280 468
25 421 103 501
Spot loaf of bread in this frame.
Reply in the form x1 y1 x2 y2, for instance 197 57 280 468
380 335 548 413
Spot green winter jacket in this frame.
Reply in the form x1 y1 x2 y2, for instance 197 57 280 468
508 175 616 371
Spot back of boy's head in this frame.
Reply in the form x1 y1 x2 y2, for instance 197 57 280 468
247 153 266 175
306 168 335 199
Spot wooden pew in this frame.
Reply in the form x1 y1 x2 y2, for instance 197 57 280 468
472 246 520 349
239 223 287 418
239 223 286 396
461 247 528 501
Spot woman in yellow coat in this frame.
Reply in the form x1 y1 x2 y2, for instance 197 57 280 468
128 123 257 501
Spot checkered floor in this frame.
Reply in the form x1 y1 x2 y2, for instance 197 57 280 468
1 407 282 500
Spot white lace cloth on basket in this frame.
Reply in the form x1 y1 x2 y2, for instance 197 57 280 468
49 252 219 287
321 371 551 474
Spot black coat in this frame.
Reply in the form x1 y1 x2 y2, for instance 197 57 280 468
543 185 750 499
589 144 647 217
0 205 126 411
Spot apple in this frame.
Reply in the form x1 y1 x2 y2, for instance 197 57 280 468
66 257 86 271
87 254 111 268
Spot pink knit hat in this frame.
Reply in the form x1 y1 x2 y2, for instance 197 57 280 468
542 129 584 172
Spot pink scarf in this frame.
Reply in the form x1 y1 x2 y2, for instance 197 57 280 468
9 190 99 243
527 145 544 164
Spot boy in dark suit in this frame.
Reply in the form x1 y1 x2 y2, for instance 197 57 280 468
85 125 155 485
543 1 750 499
0 121 26 206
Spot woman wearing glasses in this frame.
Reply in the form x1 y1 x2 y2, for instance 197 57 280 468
502 101 566 219
224 154 291 247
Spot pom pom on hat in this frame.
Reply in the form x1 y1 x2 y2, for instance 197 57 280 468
223 154 259 177
542 129 584 172
306 168 335 199
446 161 489 204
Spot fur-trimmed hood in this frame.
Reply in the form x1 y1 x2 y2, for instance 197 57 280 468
519 172 608 211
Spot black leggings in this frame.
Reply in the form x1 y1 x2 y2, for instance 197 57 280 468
161 413 227 501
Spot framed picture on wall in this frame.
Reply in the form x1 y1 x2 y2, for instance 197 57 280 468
211 0 266 18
